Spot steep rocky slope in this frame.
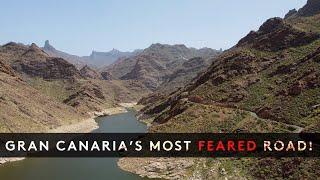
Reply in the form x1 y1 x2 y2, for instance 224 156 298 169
129 1 320 179
285 0 320 18
0 60 88 132
157 56 215 93
142 12 320 130
62 79 150 113
0 42 81 79
0 42 151 132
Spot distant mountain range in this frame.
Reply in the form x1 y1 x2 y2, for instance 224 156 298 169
106 43 222 90
42 40 140 68
42 40 222 92
82 49 142 69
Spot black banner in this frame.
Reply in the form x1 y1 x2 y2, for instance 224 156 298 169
0 133 319 157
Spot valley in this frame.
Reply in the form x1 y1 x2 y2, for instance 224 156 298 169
0 0 319 179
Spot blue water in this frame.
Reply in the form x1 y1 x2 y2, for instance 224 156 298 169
0 110 147 180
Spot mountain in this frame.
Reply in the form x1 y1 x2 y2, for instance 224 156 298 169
142 15 320 134
236 17 319 51
0 42 151 132
43 40 141 68
43 40 86 68
1 42 81 79
79 65 103 79
285 0 320 18
130 1 320 179
106 43 222 90
82 49 142 67
0 57 88 132
156 56 215 93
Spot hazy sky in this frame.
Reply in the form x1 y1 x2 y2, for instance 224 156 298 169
0 0 307 56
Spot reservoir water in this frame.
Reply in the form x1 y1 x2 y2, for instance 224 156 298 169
0 110 147 180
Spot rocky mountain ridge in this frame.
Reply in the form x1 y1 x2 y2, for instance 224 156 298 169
0 59 88 132
107 43 222 91
0 42 151 132
1 42 81 79
285 0 320 18
132 2 320 178
43 40 140 68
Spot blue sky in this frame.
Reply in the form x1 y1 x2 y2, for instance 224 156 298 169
0 0 307 56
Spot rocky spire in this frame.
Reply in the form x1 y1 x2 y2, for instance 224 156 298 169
43 40 55 51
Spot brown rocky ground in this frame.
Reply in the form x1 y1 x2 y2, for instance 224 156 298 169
0 42 151 133
125 1 320 179
0 60 88 132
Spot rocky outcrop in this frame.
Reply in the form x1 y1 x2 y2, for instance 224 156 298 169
284 9 298 19
237 18 320 51
100 71 114 80
0 60 17 77
13 57 81 79
80 65 102 79
63 83 106 111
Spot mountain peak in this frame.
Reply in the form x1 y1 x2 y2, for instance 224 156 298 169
285 0 320 18
43 40 56 51
30 43 39 49
284 9 297 19
148 43 188 50
29 43 46 54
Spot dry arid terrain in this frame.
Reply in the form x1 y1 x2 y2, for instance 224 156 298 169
0 0 319 179
0 42 150 133
119 0 320 179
